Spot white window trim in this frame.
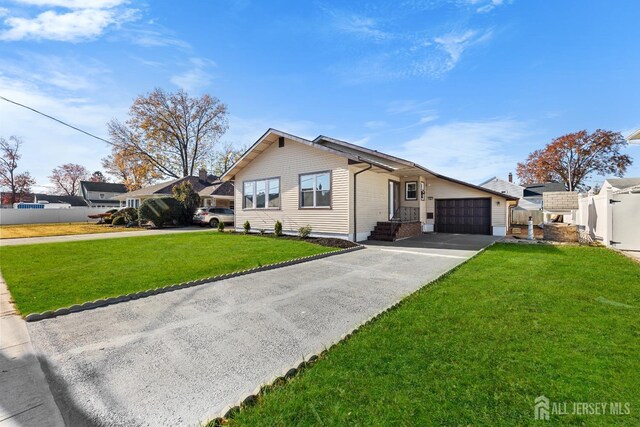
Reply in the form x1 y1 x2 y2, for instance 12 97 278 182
405 181 417 200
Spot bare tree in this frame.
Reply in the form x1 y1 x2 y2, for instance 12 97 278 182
0 136 36 204
108 88 228 179
209 142 245 176
49 163 89 196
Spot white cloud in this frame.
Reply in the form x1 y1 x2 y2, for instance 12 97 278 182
330 12 391 41
390 118 529 183
364 120 387 129
0 2 138 42
170 57 216 93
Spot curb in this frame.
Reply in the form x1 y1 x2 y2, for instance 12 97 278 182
24 244 365 323
205 241 496 425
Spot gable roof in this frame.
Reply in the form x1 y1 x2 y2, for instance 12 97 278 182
626 129 640 141
34 193 88 207
604 177 640 190
221 128 518 200
80 181 127 193
478 176 524 199
115 176 234 200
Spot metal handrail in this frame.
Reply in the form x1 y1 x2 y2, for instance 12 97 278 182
391 206 419 222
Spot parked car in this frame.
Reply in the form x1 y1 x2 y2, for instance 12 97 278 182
193 207 234 227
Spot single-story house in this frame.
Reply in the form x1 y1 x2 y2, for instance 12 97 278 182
221 129 518 241
113 170 234 209
80 181 127 208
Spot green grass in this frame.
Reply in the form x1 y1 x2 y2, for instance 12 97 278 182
227 244 640 426
0 232 333 315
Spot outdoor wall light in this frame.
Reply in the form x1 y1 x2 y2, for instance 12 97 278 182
497 200 501 205
427 196 434 200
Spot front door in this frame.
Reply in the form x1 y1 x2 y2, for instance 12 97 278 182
388 181 400 220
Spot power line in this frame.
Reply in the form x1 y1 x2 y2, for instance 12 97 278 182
0 95 114 146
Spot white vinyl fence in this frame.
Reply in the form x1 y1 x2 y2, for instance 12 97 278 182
576 189 640 250
0 207 108 225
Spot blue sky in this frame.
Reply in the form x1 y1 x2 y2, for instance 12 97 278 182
1 0 639 192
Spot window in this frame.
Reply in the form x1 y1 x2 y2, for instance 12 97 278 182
126 198 140 208
405 181 417 200
300 171 331 208
243 178 280 209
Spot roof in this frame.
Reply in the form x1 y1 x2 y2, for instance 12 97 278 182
478 176 524 199
523 182 566 197
221 128 518 201
626 129 640 141
115 176 234 200
604 177 640 190
86 199 120 205
198 181 234 197
34 193 88 207
80 181 127 193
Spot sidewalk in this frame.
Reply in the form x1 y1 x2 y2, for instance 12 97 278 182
0 275 64 427
0 226 212 246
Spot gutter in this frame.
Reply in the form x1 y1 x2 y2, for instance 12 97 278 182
353 161 373 242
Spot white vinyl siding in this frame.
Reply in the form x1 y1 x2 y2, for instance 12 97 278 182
233 139 350 235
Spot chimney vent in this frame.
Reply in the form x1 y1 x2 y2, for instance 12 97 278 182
199 168 207 182
508 172 513 183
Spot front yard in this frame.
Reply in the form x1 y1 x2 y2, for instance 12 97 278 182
0 232 334 315
226 244 640 426
0 222 144 239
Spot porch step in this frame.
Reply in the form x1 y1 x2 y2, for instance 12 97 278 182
368 221 422 242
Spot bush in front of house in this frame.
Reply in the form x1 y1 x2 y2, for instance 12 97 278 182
274 220 283 237
217 221 225 232
298 225 312 239
243 221 251 234
139 197 183 228
111 207 139 226
172 180 201 225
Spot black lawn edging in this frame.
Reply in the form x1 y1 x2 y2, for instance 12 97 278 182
23 244 365 323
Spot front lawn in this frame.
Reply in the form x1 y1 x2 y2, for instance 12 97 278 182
0 222 143 239
227 244 640 426
0 232 334 315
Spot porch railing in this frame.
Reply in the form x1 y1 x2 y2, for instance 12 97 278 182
391 206 420 222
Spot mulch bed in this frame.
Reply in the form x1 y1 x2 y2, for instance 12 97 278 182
252 233 358 249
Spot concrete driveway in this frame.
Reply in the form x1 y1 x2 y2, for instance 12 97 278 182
27 235 495 426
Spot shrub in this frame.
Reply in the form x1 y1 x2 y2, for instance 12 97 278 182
139 197 182 228
112 215 126 226
274 220 283 237
259 229 265 235
106 208 118 214
112 207 138 225
298 224 312 239
243 220 251 234
217 221 225 232
172 180 201 224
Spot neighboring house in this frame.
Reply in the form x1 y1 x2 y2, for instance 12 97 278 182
221 129 517 242
80 181 127 208
479 175 567 224
601 177 640 193
627 128 640 143
33 193 88 207
113 170 234 209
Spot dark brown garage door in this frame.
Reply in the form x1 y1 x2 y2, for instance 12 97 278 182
435 198 491 235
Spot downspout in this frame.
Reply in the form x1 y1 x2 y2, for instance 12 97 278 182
353 162 373 242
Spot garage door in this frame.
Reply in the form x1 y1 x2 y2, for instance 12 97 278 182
435 198 491 235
